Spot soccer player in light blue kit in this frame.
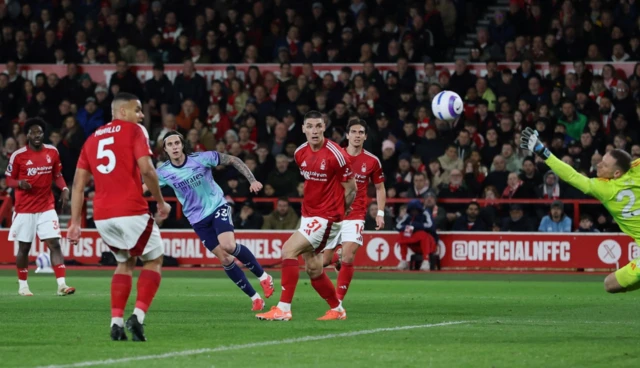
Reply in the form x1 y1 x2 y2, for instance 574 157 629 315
146 131 274 311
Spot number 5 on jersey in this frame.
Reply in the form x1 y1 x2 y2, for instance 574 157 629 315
97 137 116 174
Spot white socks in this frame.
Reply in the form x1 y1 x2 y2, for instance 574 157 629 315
250 293 261 301
259 273 269 282
18 280 28 288
277 302 291 312
332 301 344 312
133 308 146 324
111 317 124 327
56 277 66 287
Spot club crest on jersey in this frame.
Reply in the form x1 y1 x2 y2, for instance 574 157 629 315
320 159 326 170
46 155 51 163
361 163 367 172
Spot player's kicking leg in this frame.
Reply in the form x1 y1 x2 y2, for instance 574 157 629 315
256 217 345 321
16 241 33 296
604 258 640 293
217 232 274 307
44 239 75 296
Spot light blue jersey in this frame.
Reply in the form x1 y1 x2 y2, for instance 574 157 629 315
156 151 226 224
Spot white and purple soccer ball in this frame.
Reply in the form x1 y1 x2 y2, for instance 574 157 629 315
36 252 51 269
431 90 464 121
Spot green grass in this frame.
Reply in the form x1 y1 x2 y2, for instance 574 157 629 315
0 269 638 368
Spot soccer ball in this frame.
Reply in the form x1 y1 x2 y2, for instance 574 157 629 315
36 252 53 274
431 90 464 121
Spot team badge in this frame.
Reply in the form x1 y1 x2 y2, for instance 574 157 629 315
320 159 326 170
46 155 51 163
361 163 367 172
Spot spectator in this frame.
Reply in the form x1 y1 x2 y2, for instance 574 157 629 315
76 97 105 137
266 154 299 197
233 200 264 230
558 101 587 140
262 197 300 230
438 144 464 175
406 171 432 199
395 199 439 271
453 202 487 231
365 202 394 231
501 204 535 231
176 99 199 131
539 200 572 232
577 214 600 233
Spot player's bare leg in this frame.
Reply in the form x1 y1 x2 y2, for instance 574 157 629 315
335 241 359 302
211 242 265 311
256 231 313 321
218 232 274 300
604 270 640 293
16 241 33 296
126 255 163 342
44 238 75 296
322 247 342 269
111 256 136 341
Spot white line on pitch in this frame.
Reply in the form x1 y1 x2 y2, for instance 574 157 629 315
35 320 469 368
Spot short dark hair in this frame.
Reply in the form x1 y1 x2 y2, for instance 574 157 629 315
113 92 139 103
346 118 368 134
24 117 47 134
467 202 480 210
277 197 289 204
303 110 323 121
610 149 632 174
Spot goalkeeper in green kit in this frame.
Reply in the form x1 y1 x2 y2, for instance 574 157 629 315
521 127 640 293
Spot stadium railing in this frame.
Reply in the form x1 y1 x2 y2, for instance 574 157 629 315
74 197 599 230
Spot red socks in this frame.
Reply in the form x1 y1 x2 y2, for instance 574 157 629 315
311 271 340 309
111 274 132 318
134 270 161 313
17 268 28 281
54 264 66 279
331 251 340 265
336 262 354 301
280 259 299 303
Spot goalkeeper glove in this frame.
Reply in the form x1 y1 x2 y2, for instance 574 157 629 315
520 127 550 159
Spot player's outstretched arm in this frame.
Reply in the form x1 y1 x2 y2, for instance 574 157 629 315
520 127 604 198
342 177 357 215
218 153 262 193
138 156 171 218
374 182 386 230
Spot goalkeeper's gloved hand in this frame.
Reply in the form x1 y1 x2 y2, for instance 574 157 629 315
520 127 550 159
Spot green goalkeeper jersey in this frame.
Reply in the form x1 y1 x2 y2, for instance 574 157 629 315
545 155 640 243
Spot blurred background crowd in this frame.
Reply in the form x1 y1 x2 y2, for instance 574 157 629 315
0 0 638 234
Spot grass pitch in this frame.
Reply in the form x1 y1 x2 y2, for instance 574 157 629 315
0 269 637 368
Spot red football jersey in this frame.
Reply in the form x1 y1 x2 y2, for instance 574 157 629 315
77 120 152 220
345 149 385 221
6 145 63 213
294 139 353 222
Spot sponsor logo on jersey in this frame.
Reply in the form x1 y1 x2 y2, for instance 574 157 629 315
301 161 307 167
300 170 328 181
26 160 33 165
26 166 53 176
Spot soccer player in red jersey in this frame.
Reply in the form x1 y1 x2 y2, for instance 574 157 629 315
68 93 171 342
323 118 386 301
256 110 357 321
6 118 75 297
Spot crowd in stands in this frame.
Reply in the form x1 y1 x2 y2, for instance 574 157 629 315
0 0 637 234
